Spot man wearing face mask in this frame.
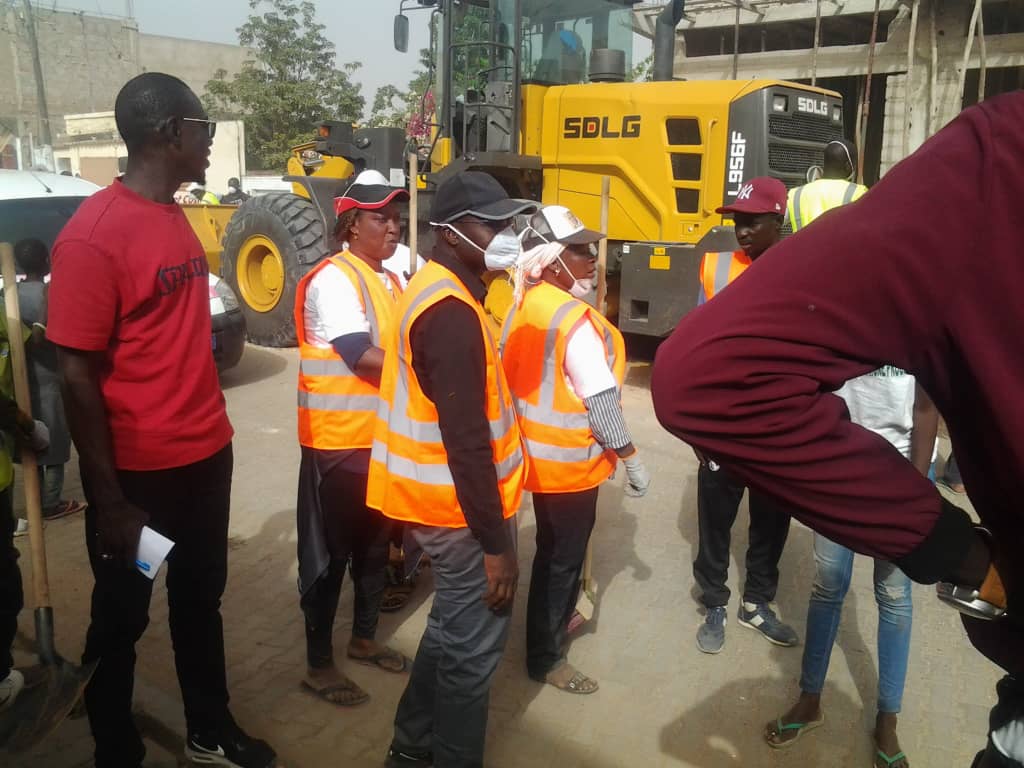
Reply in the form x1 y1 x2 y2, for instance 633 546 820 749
787 139 867 232
501 205 649 696
367 171 535 768
692 176 800 655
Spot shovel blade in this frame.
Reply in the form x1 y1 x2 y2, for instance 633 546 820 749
0 658 96 753
572 577 598 626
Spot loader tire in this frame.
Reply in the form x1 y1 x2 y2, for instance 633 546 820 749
220 193 329 347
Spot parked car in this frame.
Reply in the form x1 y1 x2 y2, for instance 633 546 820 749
0 169 245 372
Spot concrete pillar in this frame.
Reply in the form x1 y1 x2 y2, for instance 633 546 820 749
881 0 974 166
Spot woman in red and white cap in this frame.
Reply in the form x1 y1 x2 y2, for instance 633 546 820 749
294 173 409 707
501 204 650 695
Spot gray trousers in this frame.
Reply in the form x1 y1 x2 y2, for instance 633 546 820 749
392 518 517 768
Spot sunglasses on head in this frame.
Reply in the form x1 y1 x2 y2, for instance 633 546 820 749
182 117 217 139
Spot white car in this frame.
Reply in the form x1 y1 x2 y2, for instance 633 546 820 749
0 169 244 371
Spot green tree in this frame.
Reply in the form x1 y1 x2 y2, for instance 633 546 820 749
204 0 365 170
631 53 654 82
367 84 409 129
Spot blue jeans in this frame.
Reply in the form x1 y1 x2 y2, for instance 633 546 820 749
392 519 516 768
800 533 913 714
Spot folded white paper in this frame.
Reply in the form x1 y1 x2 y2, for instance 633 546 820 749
135 526 174 580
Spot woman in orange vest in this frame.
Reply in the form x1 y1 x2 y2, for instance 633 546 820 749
501 204 651 695
294 176 409 707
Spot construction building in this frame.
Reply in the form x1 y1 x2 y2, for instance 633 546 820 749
1 2 249 170
634 0 1024 183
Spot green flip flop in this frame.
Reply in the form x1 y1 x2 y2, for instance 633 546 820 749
874 748 908 768
764 715 825 749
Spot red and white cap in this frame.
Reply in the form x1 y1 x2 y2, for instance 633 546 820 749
715 176 787 215
334 169 409 215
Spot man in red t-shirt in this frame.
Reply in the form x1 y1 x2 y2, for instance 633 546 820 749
47 72 275 768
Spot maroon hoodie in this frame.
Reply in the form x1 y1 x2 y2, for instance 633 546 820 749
651 92 1023 674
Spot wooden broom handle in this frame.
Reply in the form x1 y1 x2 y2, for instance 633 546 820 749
0 242 50 608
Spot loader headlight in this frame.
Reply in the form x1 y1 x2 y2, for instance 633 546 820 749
832 105 842 122
772 94 788 112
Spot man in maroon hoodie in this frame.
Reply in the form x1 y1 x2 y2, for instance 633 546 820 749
651 92 1021 767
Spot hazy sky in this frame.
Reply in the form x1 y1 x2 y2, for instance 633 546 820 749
57 0 433 115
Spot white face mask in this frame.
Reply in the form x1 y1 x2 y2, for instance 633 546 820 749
443 224 522 271
556 254 595 300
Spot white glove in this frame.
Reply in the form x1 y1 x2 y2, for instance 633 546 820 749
28 419 49 452
622 454 650 498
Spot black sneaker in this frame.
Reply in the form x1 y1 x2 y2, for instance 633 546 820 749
385 745 433 767
696 605 727 654
185 720 276 768
737 602 799 647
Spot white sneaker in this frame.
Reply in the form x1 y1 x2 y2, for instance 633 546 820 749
0 669 25 711
13 518 29 537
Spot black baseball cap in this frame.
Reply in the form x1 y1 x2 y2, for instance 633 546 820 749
429 171 536 224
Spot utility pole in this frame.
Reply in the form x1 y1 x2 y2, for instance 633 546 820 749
21 0 52 147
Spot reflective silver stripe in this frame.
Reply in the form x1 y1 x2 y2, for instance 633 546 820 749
517 402 589 430
334 255 382 344
371 440 454 485
508 293 620 435
299 358 356 377
371 439 522 486
713 252 734 295
537 300 579 411
841 181 859 205
791 186 804 231
495 445 524 480
525 437 603 464
297 391 380 412
376 272 521 483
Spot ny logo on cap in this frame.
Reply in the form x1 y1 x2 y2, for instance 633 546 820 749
736 183 754 201
557 208 584 231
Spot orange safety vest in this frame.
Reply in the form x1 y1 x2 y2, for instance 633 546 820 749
295 251 401 450
366 260 524 527
500 282 627 494
699 250 751 303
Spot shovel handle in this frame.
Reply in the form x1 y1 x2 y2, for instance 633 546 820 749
582 537 593 588
0 243 50 609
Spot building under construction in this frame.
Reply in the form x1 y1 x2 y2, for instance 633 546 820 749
635 0 1024 183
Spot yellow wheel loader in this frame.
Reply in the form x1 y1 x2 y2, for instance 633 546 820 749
397 0 844 333
191 0 843 347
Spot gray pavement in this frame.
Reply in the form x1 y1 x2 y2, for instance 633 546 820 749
7 345 1001 767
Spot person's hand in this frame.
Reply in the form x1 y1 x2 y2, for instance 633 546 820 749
16 418 49 453
482 549 518 613
14 409 35 442
623 454 651 497
96 499 149 569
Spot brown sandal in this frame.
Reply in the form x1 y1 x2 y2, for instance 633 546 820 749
544 665 599 695
346 646 409 674
300 676 370 707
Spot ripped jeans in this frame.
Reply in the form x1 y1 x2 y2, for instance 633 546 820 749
799 533 913 714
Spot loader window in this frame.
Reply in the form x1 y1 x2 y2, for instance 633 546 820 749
675 188 700 214
520 1 634 85
671 154 702 182
666 118 701 146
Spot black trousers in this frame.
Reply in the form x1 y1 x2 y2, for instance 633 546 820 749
972 676 1024 767
526 487 598 680
693 464 791 608
82 444 233 768
0 485 19 682
300 461 390 669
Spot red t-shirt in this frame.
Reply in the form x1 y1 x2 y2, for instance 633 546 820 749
48 179 233 471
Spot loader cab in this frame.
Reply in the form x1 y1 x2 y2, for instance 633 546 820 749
395 0 640 162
